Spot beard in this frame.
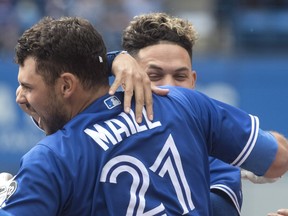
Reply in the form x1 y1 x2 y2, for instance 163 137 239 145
43 110 69 135
40 91 70 135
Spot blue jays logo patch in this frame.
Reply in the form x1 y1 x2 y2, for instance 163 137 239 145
104 96 121 109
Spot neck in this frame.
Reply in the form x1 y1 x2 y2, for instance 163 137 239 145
70 85 110 118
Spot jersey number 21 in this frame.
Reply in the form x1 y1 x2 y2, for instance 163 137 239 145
100 134 195 215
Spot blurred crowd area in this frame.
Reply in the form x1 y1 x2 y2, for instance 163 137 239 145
1 0 288 57
1 4 288 215
0 0 166 56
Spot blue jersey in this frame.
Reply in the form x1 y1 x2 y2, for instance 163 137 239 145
209 157 242 214
1 87 277 216
107 51 243 214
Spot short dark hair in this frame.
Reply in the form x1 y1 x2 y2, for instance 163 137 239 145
122 12 198 59
15 16 109 89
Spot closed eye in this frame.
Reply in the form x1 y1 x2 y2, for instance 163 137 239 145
174 74 189 81
147 72 164 82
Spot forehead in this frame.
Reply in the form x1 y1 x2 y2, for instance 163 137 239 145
18 57 43 84
137 43 192 68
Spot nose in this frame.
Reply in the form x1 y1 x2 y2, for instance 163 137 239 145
163 76 176 86
16 86 26 104
16 86 34 116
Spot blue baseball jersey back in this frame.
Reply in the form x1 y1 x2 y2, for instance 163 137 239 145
1 87 278 216
107 51 243 215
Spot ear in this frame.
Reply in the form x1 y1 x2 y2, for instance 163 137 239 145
59 73 77 98
191 70 197 89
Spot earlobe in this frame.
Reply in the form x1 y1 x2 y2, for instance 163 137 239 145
191 70 197 88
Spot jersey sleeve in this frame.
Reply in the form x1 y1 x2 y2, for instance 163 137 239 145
2 144 71 216
168 87 278 176
238 129 278 176
200 91 277 176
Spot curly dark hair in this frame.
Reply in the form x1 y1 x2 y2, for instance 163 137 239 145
122 12 198 59
15 16 109 89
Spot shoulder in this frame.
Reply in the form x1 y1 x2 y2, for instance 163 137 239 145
22 131 68 166
156 86 210 106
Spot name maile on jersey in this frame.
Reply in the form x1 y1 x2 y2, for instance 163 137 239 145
84 108 162 151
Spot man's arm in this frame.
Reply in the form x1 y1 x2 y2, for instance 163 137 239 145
264 131 288 178
108 51 168 123
16 52 169 126
241 169 279 183
268 209 288 216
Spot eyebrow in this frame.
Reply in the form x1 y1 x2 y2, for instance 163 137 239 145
147 64 163 71
174 67 190 73
148 64 190 73
19 81 33 88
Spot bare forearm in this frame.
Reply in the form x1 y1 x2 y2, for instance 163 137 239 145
265 131 288 178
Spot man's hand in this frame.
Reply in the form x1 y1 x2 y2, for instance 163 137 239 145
241 169 279 184
109 52 168 123
268 209 288 216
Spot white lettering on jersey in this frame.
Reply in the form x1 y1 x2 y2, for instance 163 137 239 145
150 134 194 214
100 155 165 215
84 108 161 150
100 134 194 215
105 119 131 142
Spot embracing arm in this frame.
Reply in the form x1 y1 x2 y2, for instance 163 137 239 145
107 51 168 123
264 131 288 178
16 52 169 126
268 209 288 216
241 132 288 183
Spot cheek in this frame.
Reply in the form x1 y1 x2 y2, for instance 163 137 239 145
151 80 165 86
176 81 194 89
184 76 196 89
31 93 52 113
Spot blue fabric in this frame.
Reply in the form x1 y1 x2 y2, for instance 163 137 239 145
209 158 242 214
2 88 277 216
107 51 242 215
210 190 239 216
0 209 13 216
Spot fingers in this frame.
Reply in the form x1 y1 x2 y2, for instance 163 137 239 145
110 53 154 123
268 213 286 216
277 209 288 216
143 85 153 122
141 76 153 122
108 75 134 114
268 209 288 216
151 86 170 96
123 71 148 123
123 74 135 115
108 77 122 96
